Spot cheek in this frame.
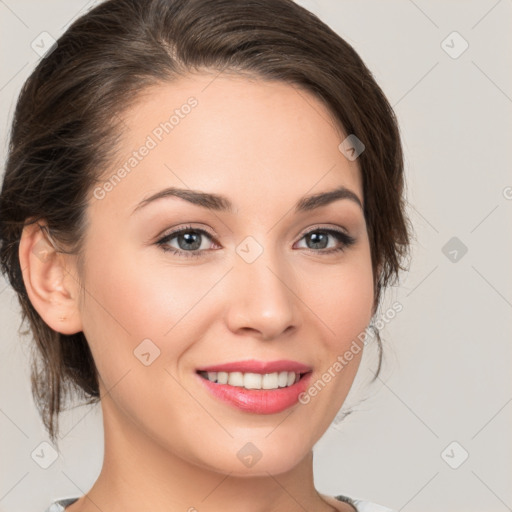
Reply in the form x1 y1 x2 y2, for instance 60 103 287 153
333 266 374 341
77 240 220 376
300 247 374 350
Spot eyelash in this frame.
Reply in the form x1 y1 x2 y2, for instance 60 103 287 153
156 224 356 259
156 226 356 258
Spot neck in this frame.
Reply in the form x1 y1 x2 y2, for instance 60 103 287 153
75 393 336 512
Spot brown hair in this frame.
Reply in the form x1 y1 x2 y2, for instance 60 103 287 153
0 0 410 445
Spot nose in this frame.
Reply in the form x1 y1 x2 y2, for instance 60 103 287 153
224 245 300 341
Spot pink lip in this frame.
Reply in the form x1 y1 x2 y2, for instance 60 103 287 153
196 359 312 373
196 372 312 414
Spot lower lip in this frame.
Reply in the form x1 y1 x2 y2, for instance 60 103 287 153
197 373 312 414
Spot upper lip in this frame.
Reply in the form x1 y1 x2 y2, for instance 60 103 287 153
196 359 312 374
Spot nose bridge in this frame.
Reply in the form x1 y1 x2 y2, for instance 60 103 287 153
225 235 298 338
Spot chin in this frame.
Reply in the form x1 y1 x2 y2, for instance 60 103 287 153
189 429 314 477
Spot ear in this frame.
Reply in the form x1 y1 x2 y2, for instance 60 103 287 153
18 221 83 335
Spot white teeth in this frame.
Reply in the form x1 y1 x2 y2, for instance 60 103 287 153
227 371 244 387
243 372 262 389
278 371 288 387
262 372 278 389
217 371 228 384
201 370 301 390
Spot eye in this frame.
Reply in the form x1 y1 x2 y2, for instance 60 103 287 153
295 226 356 254
156 224 356 259
156 225 218 258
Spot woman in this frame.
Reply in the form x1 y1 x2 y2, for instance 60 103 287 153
0 0 410 510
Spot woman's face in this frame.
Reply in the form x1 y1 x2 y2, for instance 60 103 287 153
76 74 374 475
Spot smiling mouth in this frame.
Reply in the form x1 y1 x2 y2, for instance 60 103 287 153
197 370 308 390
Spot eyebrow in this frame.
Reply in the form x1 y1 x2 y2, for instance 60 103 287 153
131 185 363 215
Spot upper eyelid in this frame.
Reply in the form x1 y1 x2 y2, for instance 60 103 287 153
159 225 216 242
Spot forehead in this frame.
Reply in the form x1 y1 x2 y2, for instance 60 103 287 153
92 73 363 216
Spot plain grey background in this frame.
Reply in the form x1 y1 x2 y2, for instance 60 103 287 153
1 1 511 511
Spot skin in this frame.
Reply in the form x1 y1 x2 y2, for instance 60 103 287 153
19 74 375 512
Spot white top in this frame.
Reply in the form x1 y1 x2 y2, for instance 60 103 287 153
44 496 397 512
351 499 396 512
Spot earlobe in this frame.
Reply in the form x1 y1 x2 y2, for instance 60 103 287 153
18 222 83 335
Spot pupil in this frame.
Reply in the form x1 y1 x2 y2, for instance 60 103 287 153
309 233 327 249
308 232 327 249
179 232 201 250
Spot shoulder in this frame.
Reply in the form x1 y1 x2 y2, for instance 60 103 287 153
43 497 80 512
